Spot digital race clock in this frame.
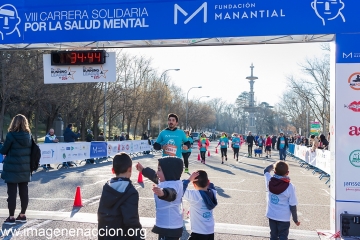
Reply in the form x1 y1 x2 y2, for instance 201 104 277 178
51 50 106 65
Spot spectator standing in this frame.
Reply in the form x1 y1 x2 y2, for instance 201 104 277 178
264 161 300 239
271 135 277 150
43 128 58 169
125 134 131 140
319 134 329 150
310 135 319 152
86 129 94 142
141 131 149 141
63 124 80 167
97 132 105 141
97 153 143 240
113 134 119 141
0 114 32 225
119 133 125 141
141 131 151 155
246 131 256 158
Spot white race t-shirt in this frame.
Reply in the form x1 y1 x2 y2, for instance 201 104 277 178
264 172 298 222
183 189 216 234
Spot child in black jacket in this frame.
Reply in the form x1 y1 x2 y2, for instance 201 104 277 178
97 153 144 240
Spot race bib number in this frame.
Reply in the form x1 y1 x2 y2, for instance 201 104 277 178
281 140 285 144
235 143 239 146
164 144 177 156
202 143 206 147
221 142 225 146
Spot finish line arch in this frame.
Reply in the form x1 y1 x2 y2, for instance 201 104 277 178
1 0 359 236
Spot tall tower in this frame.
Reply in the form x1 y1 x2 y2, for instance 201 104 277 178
245 63 258 134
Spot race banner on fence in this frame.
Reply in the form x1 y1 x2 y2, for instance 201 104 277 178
32 140 151 165
292 144 330 174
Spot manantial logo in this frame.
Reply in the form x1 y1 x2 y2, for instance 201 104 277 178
311 0 345 26
0 4 21 40
174 2 207 24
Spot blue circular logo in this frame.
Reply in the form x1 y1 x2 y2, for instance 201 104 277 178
270 194 279 204
203 212 212 219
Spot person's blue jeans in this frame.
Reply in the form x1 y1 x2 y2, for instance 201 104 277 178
269 218 290 240
279 148 287 160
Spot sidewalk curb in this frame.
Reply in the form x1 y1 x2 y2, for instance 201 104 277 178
0 209 319 239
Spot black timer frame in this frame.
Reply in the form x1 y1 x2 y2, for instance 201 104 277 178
50 50 107 65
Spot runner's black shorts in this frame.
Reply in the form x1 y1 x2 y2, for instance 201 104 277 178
266 146 271 151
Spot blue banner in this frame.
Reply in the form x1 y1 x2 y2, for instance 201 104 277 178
288 144 295 155
336 34 360 63
90 142 107 158
0 0 359 45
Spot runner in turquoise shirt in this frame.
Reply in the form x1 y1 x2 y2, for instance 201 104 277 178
217 132 229 164
231 133 241 162
154 113 191 159
182 130 193 173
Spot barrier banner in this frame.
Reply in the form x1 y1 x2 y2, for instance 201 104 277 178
308 150 317 166
107 140 151 156
140 140 152 152
40 143 57 164
90 142 107 158
107 142 120 156
291 143 330 174
132 141 140 153
288 144 295 155
316 149 331 174
37 140 152 164
58 143 75 163
119 141 132 154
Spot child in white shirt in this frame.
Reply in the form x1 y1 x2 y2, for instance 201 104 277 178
183 170 218 240
136 157 184 240
264 161 300 240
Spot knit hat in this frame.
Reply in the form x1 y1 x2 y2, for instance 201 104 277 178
158 157 183 181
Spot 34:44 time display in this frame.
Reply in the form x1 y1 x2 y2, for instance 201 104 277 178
70 52 101 64
51 50 106 65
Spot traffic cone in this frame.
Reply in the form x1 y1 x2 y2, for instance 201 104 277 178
215 148 218 154
137 171 143 183
197 154 200 160
208 151 210 157
73 186 83 207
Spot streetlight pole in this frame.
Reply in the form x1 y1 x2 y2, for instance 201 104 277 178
307 105 309 138
186 86 202 130
197 96 210 102
147 118 150 131
158 69 180 134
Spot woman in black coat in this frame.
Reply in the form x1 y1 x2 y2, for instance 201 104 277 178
0 114 32 225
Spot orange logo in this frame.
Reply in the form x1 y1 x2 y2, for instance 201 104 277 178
348 72 360 90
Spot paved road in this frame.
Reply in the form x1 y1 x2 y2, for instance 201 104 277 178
0 141 329 239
